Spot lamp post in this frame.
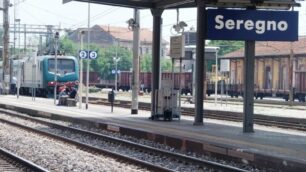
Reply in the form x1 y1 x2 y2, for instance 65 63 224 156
113 56 120 91
214 48 219 106
53 32 59 105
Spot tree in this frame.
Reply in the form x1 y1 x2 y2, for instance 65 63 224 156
140 54 172 72
161 58 172 72
59 37 133 80
90 45 132 80
208 40 244 56
59 36 79 56
140 54 152 72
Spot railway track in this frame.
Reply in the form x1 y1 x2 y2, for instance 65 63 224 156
0 147 48 172
89 98 306 132
0 110 249 172
204 97 306 108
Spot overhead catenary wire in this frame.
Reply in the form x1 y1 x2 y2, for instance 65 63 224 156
22 2 76 21
22 2 120 30
19 6 46 25
68 7 119 29
107 14 151 26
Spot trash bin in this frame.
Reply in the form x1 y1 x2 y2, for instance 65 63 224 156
108 91 115 103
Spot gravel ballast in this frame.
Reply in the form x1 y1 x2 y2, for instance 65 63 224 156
0 112 269 172
0 121 150 172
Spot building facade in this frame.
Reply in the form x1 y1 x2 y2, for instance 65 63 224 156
68 25 168 57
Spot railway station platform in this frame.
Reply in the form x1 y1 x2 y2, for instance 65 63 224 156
0 95 305 171
90 92 306 119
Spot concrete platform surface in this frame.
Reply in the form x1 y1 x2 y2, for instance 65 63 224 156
0 95 305 170
90 92 306 119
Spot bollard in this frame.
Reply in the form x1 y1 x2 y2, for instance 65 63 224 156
108 89 115 112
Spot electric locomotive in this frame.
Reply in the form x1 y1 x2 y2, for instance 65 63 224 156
0 54 79 97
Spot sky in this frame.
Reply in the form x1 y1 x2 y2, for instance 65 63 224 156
3 0 306 43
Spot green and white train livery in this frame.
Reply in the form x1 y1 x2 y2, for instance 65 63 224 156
1 54 79 97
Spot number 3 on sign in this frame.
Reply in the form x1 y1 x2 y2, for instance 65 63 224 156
89 51 98 59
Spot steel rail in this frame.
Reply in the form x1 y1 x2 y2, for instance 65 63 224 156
0 117 173 172
0 147 49 172
0 110 247 172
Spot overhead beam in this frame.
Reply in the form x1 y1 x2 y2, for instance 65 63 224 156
63 0 73 4
155 0 195 8
64 0 153 8
207 0 300 9
64 0 299 9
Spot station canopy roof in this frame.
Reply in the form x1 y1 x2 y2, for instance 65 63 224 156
64 0 300 9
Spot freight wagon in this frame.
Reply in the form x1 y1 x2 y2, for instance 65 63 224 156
81 72 101 86
221 37 306 102
118 71 193 94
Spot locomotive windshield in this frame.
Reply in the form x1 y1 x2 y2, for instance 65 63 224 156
48 59 75 74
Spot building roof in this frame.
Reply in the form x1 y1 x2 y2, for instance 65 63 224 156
97 25 166 44
222 37 306 59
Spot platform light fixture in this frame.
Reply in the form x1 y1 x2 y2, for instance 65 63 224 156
171 9 188 35
127 18 139 31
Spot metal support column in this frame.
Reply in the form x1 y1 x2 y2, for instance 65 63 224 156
39 35 43 55
255 59 258 91
24 24 26 52
243 41 255 133
3 0 10 94
54 32 59 105
131 8 140 114
18 20 21 56
271 58 274 90
79 30 85 109
150 8 163 118
194 1 206 125
289 43 294 105
13 0 16 56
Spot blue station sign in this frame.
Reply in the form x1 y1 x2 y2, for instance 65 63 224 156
206 9 298 41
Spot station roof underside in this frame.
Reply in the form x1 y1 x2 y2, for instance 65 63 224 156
67 0 300 9
67 0 196 9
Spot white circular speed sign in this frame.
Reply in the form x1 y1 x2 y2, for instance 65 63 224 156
89 51 98 59
79 50 87 59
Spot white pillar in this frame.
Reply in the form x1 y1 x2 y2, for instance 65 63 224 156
131 9 140 114
79 31 84 109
